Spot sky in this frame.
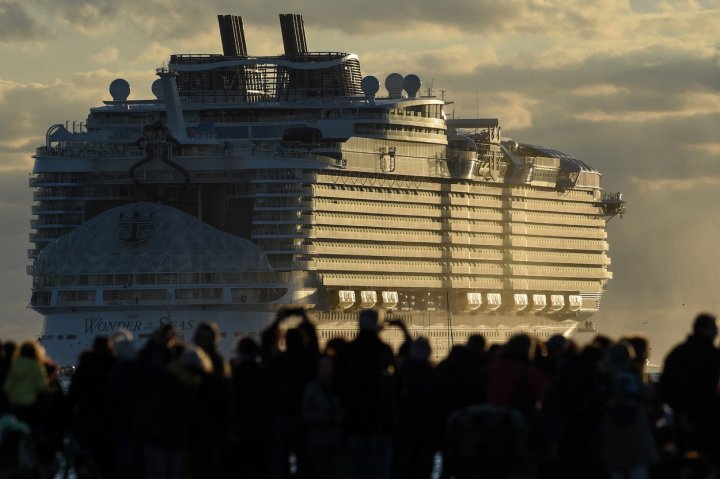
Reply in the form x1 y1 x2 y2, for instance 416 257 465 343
0 0 718 362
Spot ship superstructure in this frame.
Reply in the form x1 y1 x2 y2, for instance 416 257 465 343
29 14 624 364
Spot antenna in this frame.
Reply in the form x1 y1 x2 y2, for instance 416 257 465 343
425 79 434 97
476 83 479 119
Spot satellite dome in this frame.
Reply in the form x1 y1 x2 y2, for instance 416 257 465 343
403 74 421 99
360 76 380 101
109 78 131 101
385 73 404 98
151 79 164 100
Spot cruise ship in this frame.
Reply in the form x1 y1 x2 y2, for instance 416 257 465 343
28 14 625 365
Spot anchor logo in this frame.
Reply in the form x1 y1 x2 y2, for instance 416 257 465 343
118 211 154 245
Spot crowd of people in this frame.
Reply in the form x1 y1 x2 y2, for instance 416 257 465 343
0 309 719 479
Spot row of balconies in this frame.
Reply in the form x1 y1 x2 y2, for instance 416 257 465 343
250 224 610 252
507 210 605 228
33 190 91 201
508 223 607 240
314 170 599 204
29 231 67 243
31 204 84 215
309 212 607 239
312 197 605 227
320 272 605 292
303 257 610 279
312 182 601 217
32 286 289 308
509 197 601 215
29 177 84 188
30 216 82 229
31 271 288 288
319 272 603 293
302 243 610 265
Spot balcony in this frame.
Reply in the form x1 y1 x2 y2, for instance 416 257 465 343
30 218 81 229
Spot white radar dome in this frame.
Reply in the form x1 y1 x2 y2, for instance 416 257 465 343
109 78 131 101
361 76 380 101
151 79 164 99
385 73 404 98
403 74 421 98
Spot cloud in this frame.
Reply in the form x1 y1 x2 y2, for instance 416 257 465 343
569 84 629 96
629 175 720 192
0 68 157 172
89 47 120 64
42 0 120 34
0 2 42 42
131 42 172 66
685 142 720 156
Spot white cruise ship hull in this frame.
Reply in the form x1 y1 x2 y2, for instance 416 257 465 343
27 13 622 365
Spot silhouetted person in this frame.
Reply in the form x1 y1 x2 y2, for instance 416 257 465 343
69 335 117 478
486 334 547 476
191 321 232 478
106 331 142 479
303 354 345 479
334 309 397 479
134 324 190 479
194 321 230 378
540 342 605 479
486 334 547 419
260 307 319 478
537 334 568 379
600 341 658 479
396 337 444 479
660 313 720 462
438 345 485 416
3 340 49 426
231 336 288 479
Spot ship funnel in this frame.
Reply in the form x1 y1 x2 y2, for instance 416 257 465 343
218 15 248 56
279 13 308 56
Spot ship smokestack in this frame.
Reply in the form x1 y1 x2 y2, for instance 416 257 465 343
279 13 307 56
217 15 248 57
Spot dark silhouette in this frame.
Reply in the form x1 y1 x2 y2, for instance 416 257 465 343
334 309 397 479
396 337 444 479
231 336 287 479
191 321 232 479
302 354 345 479
2 309 720 478
69 335 117 478
660 313 720 467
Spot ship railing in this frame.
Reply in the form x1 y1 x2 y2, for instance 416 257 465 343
31 205 84 215
29 175 85 187
37 145 143 159
353 128 447 141
601 192 623 202
170 51 351 63
32 271 290 289
29 232 62 243
30 218 81 228
33 191 92 201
